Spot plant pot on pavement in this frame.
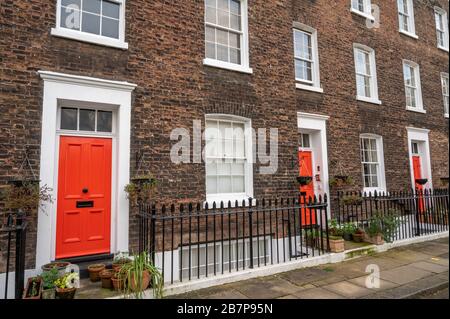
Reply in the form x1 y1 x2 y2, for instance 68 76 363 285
41 262 70 277
55 287 76 299
41 288 56 299
352 230 365 243
88 264 106 282
111 273 125 291
99 269 114 289
343 232 352 241
129 270 151 292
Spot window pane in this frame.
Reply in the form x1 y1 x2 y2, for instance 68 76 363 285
218 176 232 193
232 176 245 193
101 17 119 38
218 0 229 10
60 6 81 30
79 109 96 131
230 0 240 15
206 176 217 194
206 163 217 176
230 48 241 64
231 162 244 175
218 9 229 28
97 111 113 132
82 12 101 35
295 60 312 81
102 0 120 19
205 6 216 24
205 0 216 8
230 14 241 30
217 29 228 45
61 108 78 130
217 45 228 61
83 0 101 14
229 33 240 48
206 42 216 59
62 0 81 7
206 26 215 42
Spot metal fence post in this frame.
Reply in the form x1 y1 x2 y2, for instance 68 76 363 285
415 189 421 237
150 204 156 264
15 210 26 299
248 198 254 269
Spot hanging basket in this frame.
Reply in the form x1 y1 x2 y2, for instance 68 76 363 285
297 176 313 186
415 178 428 186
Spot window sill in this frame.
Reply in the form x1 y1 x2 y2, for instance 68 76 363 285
295 83 324 93
205 194 255 208
203 58 253 74
406 106 426 114
445 114 449 118
399 30 418 39
51 28 128 50
356 96 382 105
438 45 449 53
350 8 375 21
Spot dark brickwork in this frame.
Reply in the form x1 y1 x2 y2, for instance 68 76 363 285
0 0 448 271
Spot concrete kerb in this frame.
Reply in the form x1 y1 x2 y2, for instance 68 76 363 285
109 231 449 299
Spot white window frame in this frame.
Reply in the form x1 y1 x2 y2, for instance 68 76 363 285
203 0 252 74
353 44 381 105
442 72 449 118
350 0 375 21
359 134 387 193
402 60 425 113
434 7 449 52
397 0 417 39
293 22 323 93
51 0 128 50
204 114 254 206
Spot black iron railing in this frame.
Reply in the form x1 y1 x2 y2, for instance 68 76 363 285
1 211 27 299
138 196 330 284
336 188 449 240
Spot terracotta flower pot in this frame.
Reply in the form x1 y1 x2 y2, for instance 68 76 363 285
41 288 55 299
41 262 70 277
326 238 345 253
364 233 384 245
88 264 105 282
353 232 364 243
55 287 76 299
129 270 151 292
111 274 125 291
23 277 43 299
99 269 114 289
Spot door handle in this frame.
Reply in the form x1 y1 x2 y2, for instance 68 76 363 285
82 188 89 194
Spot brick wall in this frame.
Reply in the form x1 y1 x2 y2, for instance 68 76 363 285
0 0 448 271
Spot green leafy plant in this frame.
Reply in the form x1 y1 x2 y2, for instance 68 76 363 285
342 222 357 235
1 182 52 215
41 268 59 290
328 219 344 237
119 251 163 299
54 272 79 289
366 210 401 243
124 175 157 206
341 194 363 205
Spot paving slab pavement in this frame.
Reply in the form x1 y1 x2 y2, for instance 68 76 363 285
169 238 449 300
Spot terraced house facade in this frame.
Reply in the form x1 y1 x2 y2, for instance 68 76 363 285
0 0 448 289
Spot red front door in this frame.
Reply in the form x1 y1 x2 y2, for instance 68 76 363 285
299 150 316 226
412 155 425 213
56 136 112 259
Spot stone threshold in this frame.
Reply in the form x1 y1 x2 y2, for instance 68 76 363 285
107 231 449 299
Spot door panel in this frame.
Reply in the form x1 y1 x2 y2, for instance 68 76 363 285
412 155 425 213
56 136 112 259
298 150 316 226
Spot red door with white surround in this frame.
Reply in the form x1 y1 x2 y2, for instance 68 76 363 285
56 136 112 259
298 150 316 226
412 155 425 213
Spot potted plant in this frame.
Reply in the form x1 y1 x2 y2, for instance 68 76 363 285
99 269 114 289
365 210 401 244
125 174 157 206
41 267 59 299
415 178 428 186
119 251 163 299
352 228 365 243
325 235 345 253
328 219 344 237
296 176 313 186
41 262 70 276
341 194 363 205
23 276 43 299
55 272 79 299
303 228 321 248
342 222 357 241
111 272 125 292
88 264 105 282
112 252 132 272
1 181 52 216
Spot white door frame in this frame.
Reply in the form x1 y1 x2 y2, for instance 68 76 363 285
406 127 433 190
297 112 330 217
36 71 136 268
